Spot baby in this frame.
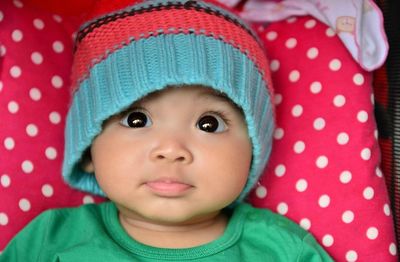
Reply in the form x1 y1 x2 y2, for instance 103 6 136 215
1 0 332 260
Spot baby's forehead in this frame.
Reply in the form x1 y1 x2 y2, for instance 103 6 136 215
134 85 240 109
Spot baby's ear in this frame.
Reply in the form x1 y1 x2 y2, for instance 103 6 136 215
80 148 95 173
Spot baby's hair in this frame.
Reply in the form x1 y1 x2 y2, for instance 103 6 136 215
80 147 93 172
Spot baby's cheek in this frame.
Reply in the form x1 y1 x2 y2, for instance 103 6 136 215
226 141 252 173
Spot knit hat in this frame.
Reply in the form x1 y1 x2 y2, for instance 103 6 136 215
63 0 275 203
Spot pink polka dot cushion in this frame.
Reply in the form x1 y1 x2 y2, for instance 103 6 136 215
0 0 397 261
248 17 397 260
0 0 104 251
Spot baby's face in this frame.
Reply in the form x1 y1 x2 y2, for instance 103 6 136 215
87 86 252 225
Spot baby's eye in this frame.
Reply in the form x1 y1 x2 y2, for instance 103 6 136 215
197 114 227 133
120 110 152 128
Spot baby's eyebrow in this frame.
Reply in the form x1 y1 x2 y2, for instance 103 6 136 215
199 90 233 104
198 90 229 102
198 91 243 112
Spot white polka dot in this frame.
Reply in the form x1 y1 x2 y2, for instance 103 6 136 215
0 11 3 22
305 19 317 29
313 117 325 130
13 0 23 8
31 52 43 65
11 29 23 42
299 218 311 230
0 213 9 226
53 41 64 53
1 174 11 188
329 59 342 71
274 94 283 105
346 250 358 262
326 27 336 37
33 18 45 30
376 167 383 178
361 148 371 160
366 227 378 240
285 38 297 49
51 75 63 88
316 156 328 169
0 81 3 92
42 184 54 197
342 210 354 223
383 204 391 216
296 179 308 192
270 59 280 72
266 31 278 41
363 187 374 200
292 104 303 117
389 243 397 256
83 195 95 204
374 129 379 140
318 194 330 208
10 65 22 78
8 101 19 113
322 234 334 247
277 202 288 215
289 70 300 82
274 128 284 140
287 17 297 23
333 95 346 107
357 110 368 123
4 137 15 150
0 44 6 57
21 160 34 174
337 132 350 145
45 147 58 160
19 198 31 212
353 73 365 86
294 141 306 154
53 14 63 23
49 111 62 124
71 32 77 41
275 164 286 177
307 47 319 59
30 87 42 101
310 81 322 94
340 170 352 184
26 124 39 137
255 185 267 199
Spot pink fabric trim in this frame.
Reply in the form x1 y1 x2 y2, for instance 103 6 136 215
237 0 388 71
71 8 270 92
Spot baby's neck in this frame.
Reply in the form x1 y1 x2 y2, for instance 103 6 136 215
118 210 228 248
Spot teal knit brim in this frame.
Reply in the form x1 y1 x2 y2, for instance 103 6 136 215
63 33 274 203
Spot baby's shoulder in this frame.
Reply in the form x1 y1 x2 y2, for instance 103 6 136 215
38 201 110 230
1 202 115 261
236 203 312 245
47 201 108 218
238 204 306 234
233 204 332 261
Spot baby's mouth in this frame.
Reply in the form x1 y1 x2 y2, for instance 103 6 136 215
145 179 193 197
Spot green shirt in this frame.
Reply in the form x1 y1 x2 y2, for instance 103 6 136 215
1 202 332 261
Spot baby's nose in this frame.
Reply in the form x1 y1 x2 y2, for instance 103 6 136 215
149 141 193 164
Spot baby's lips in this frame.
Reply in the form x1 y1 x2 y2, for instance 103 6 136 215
146 179 194 196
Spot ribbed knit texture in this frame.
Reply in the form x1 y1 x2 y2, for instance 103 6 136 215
63 0 274 203
71 0 269 92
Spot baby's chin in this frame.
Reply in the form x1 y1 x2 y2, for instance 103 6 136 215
116 200 227 227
